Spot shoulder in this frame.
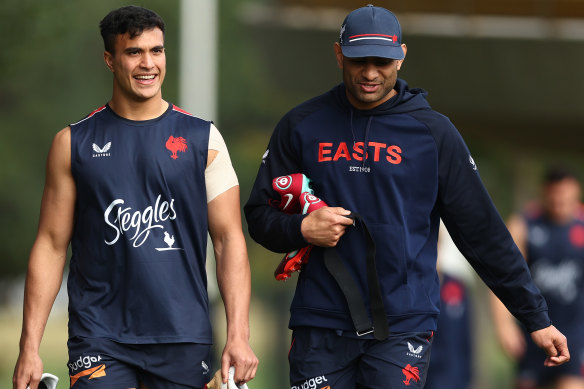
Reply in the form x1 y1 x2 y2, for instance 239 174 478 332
208 123 228 151
54 126 71 148
169 104 211 123
168 104 213 133
46 126 72 173
407 108 458 138
278 87 340 130
70 105 108 128
406 108 468 159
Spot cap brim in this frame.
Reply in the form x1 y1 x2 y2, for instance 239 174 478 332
341 44 404 60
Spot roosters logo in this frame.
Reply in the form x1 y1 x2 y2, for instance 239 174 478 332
166 135 188 159
402 364 420 386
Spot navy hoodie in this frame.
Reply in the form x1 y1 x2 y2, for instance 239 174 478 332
245 79 550 333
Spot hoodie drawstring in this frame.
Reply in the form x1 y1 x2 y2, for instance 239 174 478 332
362 116 373 168
350 110 374 169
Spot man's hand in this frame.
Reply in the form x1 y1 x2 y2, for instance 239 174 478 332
530 325 570 366
221 337 258 385
13 349 43 389
301 207 354 247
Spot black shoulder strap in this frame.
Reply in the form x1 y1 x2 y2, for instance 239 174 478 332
323 213 390 340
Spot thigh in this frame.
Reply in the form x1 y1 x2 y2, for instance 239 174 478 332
358 331 434 389
288 327 363 389
67 337 139 389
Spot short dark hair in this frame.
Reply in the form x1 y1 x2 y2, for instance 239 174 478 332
99 6 165 53
543 165 579 185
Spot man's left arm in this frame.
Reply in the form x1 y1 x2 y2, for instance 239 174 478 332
427 114 569 365
205 125 258 384
208 185 258 385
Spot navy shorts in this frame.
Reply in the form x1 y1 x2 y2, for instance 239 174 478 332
289 327 434 389
518 330 584 386
67 337 212 389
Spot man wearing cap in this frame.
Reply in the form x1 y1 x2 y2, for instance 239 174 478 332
245 5 569 389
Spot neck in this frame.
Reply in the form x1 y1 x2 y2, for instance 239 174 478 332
108 93 169 121
346 88 397 111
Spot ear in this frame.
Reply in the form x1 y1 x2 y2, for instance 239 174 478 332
396 44 407 71
333 42 344 69
104 51 114 72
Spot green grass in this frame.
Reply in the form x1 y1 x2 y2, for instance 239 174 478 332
1 310 69 388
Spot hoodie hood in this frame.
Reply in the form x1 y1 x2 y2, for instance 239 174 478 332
334 78 431 116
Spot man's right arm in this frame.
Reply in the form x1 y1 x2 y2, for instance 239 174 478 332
13 127 76 389
244 117 308 253
245 112 353 252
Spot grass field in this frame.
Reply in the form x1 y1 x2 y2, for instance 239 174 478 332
1 310 69 388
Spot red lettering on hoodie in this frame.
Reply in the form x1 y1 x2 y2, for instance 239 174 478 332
352 142 366 161
387 145 402 164
368 142 386 162
333 142 351 161
318 142 402 165
318 143 333 162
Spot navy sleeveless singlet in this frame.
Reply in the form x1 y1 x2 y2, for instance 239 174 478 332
525 207 584 338
68 103 212 344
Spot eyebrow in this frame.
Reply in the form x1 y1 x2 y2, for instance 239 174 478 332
123 45 165 53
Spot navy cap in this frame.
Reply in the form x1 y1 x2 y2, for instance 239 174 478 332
339 5 404 60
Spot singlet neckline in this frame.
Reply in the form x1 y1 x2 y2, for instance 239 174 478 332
104 102 174 127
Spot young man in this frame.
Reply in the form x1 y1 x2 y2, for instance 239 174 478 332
245 5 568 389
492 167 584 389
12 6 257 389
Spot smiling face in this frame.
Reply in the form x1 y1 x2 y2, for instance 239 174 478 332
104 27 166 104
334 42 406 110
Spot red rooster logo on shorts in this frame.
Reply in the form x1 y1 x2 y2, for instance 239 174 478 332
166 135 188 160
402 364 420 386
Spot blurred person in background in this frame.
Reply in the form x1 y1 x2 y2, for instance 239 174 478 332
245 5 569 389
12 5 257 389
492 166 584 389
425 222 474 389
